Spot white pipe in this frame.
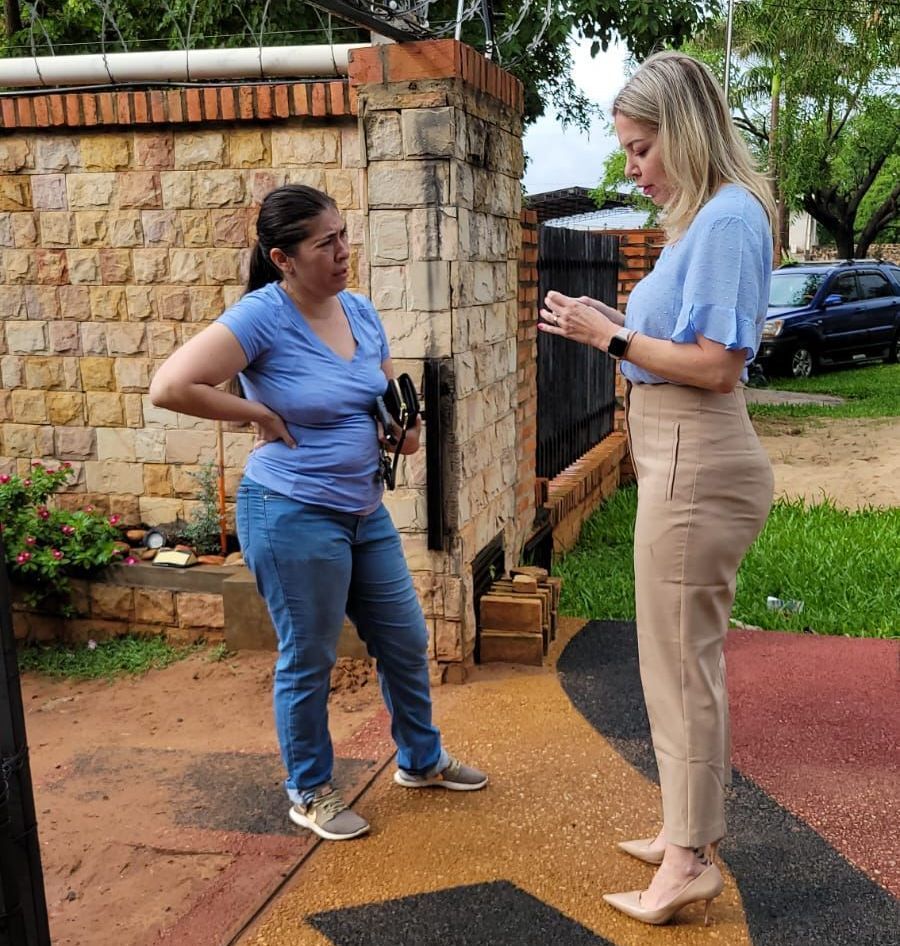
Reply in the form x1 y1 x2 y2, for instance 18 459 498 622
0 44 368 89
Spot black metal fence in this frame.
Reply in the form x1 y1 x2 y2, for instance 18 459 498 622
536 227 619 478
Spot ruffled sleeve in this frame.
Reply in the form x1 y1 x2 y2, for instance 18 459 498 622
670 212 770 359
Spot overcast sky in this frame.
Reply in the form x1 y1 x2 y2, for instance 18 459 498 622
521 37 630 196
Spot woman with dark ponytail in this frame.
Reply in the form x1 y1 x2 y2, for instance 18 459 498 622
150 184 487 841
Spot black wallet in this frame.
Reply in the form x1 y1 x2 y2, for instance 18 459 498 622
383 374 419 429
374 374 420 490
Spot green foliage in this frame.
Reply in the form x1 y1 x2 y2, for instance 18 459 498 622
589 149 660 226
181 462 221 555
0 463 132 613
556 485 900 639
17 635 201 679
687 1 900 257
1 1 718 128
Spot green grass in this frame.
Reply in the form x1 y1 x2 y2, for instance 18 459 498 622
556 485 900 639
748 363 900 420
17 635 203 680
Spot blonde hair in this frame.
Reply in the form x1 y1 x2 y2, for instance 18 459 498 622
612 51 775 243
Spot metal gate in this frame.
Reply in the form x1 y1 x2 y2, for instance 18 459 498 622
536 227 619 478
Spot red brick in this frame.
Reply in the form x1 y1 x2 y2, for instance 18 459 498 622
116 93 132 125
347 46 384 86
185 88 202 122
33 96 50 127
64 94 81 125
167 90 184 123
479 629 543 666
1 98 16 128
132 91 149 124
98 92 116 124
311 82 327 116
348 83 359 115
219 87 237 121
150 90 167 123
255 85 273 120
273 84 290 118
383 39 460 83
48 94 65 125
15 97 35 126
291 84 310 115
328 80 346 115
238 86 254 120
202 87 219 121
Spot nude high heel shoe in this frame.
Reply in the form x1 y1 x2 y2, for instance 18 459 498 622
616 837 665 865
603 862 725 926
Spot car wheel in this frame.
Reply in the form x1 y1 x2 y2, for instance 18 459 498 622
888 333 900 364
789 345 816 379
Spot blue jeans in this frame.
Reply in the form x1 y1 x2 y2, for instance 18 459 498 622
236 477 444 802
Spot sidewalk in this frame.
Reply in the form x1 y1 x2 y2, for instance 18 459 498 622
232 619 899 946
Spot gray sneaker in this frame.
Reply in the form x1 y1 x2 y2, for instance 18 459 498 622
289 787 370 841
393 754 488 791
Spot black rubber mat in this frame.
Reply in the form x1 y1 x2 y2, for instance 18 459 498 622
309 881 617 946
557 620 900 945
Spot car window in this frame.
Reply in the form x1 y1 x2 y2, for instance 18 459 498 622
886 267 900 291
857 272 894 300
768 272 826 306
828 273 860 302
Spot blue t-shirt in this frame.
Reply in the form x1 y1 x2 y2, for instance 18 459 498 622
218 283 389 514
623 184 773 383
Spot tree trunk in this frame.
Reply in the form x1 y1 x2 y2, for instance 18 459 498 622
4 0 22 37
769 70 783 261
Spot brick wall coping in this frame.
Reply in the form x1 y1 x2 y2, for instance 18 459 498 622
348 39 524 113
0 79 356 131
0 39 522 131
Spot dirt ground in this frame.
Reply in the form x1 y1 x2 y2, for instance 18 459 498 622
19 415 898 945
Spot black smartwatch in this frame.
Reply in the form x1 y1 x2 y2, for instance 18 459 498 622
607 328 635 360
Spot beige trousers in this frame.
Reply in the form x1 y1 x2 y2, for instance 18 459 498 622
626 382 774 847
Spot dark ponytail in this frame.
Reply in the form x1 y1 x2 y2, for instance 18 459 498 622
244 184 338 294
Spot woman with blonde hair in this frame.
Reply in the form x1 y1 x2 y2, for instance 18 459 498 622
540 51 775 925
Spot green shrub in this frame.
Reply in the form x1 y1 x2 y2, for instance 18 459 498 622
0 462 133 613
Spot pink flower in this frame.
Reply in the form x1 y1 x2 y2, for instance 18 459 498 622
84 504 94 512
124 556 137 566
0 474 9 484
51 549 63 560
24 536 36 546
108 514 121 526
37 506 50 520
62 462 72 469
112 546 124 556
61 524 75 536
23 479 31 487
16 551 31 563
31 460 43 468
87 639 97 650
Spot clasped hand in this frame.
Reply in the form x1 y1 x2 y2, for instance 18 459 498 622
539 291 623 351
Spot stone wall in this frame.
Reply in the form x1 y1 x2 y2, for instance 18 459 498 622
0 40 528 677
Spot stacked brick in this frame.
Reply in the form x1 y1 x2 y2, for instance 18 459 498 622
546 432 628 555
478 566 561 665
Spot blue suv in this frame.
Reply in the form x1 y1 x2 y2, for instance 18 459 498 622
754 260 900 378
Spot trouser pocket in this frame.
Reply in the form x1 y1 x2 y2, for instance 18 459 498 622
666 423 681 501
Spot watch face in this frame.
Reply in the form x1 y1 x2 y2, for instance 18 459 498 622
608 334 627 357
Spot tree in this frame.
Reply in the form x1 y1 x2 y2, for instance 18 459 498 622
689 1 900 260
0 1 718 128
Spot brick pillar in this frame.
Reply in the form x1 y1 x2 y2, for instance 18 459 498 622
349 40 525 675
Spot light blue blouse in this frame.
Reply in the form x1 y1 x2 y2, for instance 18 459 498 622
622 184 773 384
